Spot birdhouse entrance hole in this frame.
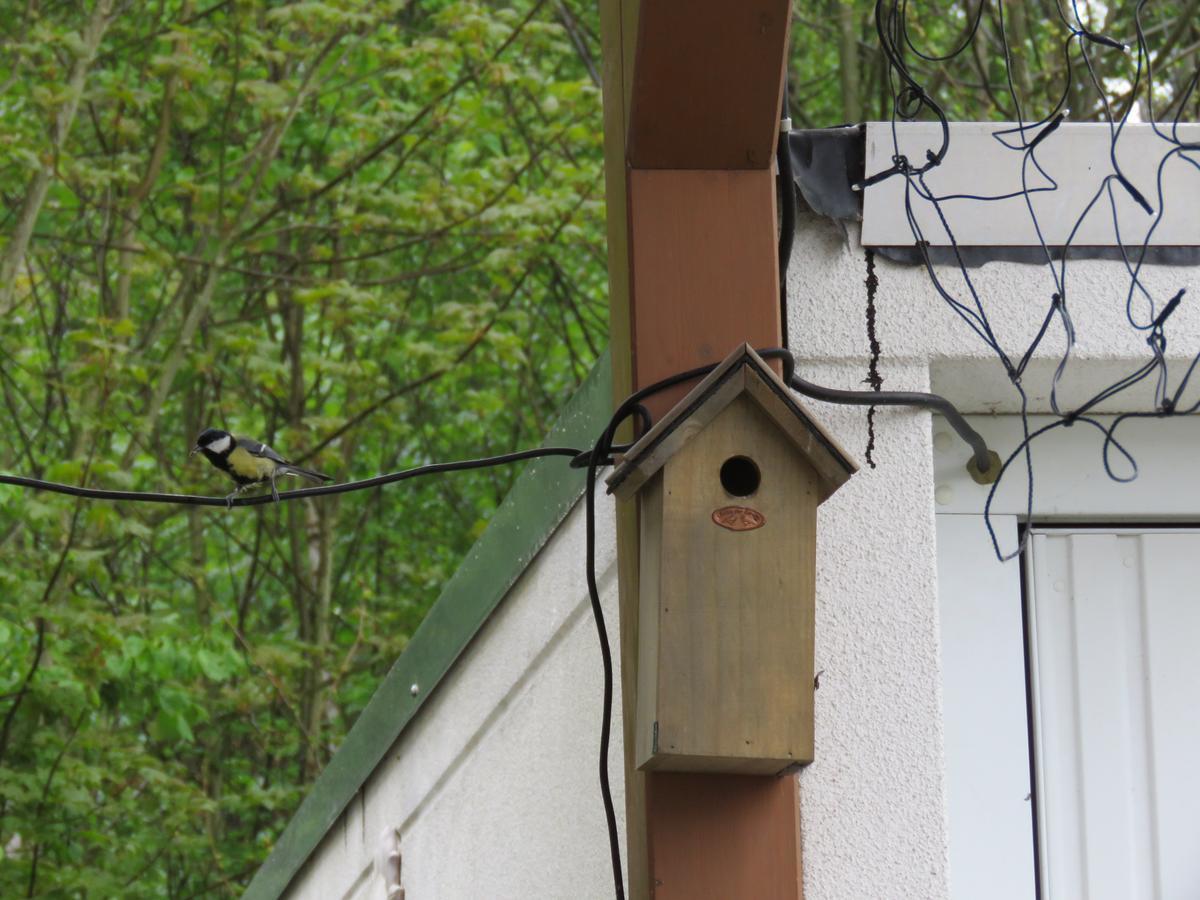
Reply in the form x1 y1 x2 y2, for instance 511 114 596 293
719 456 760 497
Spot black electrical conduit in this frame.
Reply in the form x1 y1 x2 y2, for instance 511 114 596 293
776 89 994 475
0 336 994 508
788 355 994 475
0 343 991 504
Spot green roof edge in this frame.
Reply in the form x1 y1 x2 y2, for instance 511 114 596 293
243 351 612 900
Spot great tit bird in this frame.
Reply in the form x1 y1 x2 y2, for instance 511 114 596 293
191 428 331 505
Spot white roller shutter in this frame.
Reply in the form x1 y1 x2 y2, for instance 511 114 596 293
1027 530 1200 900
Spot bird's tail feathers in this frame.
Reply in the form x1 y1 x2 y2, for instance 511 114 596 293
277 464 332 483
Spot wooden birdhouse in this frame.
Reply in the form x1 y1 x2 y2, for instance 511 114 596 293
607 345 856 774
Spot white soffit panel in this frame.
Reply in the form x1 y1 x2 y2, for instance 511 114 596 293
862 122 1200 247
1027 530 1200 900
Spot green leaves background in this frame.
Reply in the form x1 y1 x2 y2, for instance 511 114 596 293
0 1 605 894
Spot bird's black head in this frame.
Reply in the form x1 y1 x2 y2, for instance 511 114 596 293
192 427 234 461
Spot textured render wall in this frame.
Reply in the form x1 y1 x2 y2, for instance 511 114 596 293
787 209 1200 900
286 492 622 900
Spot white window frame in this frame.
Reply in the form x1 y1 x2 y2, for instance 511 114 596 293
933 414 1200 900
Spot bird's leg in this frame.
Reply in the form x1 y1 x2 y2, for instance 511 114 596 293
270 471 280 504
225 483 247 510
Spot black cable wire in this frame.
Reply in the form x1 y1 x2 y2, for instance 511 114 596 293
790 366 993 472
0 447 587 506
773 101 994 474
0 353 995 506
0 341 997 900
585 410 625 900
851 0 1200 560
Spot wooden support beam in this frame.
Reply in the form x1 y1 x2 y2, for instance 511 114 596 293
628 0 790 169
627 168 781 419
601 3 797 898
599 0 648 896
646 774 802 899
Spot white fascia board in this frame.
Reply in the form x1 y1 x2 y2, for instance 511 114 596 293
932 413 1200 519
862 121 1200 247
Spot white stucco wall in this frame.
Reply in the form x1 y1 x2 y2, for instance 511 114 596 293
787 206 1200 900
286 494 623 900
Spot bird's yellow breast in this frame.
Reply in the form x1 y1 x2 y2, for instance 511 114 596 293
227 446 277 481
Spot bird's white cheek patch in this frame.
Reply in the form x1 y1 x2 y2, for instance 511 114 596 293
206 435 233 454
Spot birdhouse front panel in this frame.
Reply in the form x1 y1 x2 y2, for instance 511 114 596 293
636 393 819 774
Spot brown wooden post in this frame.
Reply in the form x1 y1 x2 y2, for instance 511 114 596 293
598 0 647 894
600 2 799 898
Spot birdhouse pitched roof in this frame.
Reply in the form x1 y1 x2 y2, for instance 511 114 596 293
606 344 857 500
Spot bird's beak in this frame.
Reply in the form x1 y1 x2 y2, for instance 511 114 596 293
189 444 201 458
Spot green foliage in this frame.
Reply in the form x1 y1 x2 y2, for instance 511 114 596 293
0 0 605 894
791 0 1200 126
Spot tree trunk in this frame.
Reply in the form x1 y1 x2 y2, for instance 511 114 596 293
0 0 115 314
838 2 862 123
1005 0 1035 117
